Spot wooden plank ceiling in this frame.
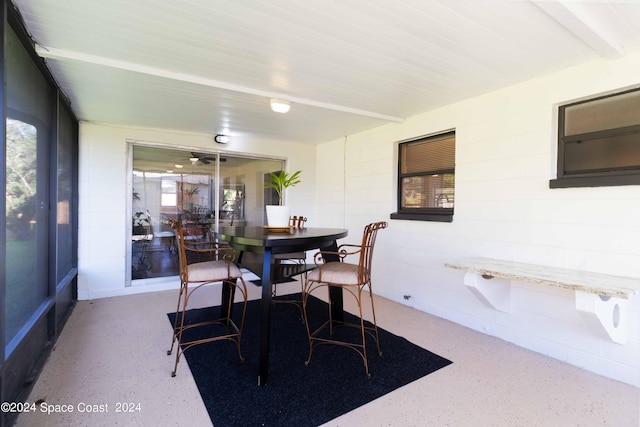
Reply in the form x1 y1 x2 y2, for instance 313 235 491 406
11 0 640 144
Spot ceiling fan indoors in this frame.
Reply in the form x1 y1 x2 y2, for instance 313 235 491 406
188 152 226 165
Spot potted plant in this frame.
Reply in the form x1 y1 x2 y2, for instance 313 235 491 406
132 210 151 235
181 185 200 212
264 170 301 227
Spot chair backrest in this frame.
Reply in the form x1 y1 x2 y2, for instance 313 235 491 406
170 220 233 282
289 215 307 228
170 220 189 282
357 221 388 284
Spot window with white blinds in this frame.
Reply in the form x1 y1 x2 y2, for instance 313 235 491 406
391 131 455 222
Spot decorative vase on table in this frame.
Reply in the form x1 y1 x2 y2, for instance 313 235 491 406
265 205 291 227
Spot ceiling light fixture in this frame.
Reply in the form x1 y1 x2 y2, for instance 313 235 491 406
214 134 229 144
270 98 291 114
174 164 183 168
189 157 199 163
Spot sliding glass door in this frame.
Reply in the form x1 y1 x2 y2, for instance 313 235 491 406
130 144 282 282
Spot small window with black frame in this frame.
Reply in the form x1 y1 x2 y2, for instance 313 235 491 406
391 131 455 222
551 87 640 188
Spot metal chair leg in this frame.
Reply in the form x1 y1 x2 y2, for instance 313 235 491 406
167 283 186 356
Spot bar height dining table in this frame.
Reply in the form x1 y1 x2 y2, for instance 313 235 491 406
214 226 349 386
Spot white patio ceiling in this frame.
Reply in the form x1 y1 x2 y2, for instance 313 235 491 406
12 0 640 144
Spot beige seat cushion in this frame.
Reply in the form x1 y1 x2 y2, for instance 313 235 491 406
307 262 360 285
186 260 243 283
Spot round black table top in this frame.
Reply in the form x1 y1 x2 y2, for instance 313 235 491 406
215 226 348 252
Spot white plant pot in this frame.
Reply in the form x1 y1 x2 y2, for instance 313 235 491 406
265 205 290 227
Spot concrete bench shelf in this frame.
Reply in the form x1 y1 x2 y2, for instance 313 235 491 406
445 257 640 344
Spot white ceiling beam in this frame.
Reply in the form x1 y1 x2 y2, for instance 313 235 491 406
35 45 405 123
533 0 624 58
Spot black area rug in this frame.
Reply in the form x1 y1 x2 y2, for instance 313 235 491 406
167 294 452 427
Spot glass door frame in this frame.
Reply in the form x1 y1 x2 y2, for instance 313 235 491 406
125 140 285 286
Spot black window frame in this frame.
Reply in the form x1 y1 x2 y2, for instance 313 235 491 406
1 3 79 422
391 130 455 223
550 87 640 188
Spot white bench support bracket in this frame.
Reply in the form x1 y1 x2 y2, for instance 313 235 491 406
464 271 511 313
575 292 627 345
447 258 640 345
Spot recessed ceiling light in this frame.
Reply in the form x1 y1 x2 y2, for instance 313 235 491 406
270 98 291 113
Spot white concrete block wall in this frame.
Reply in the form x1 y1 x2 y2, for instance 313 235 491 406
317 51 640 387
78 125 129 299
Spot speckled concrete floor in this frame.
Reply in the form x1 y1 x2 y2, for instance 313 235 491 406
15 280 640 426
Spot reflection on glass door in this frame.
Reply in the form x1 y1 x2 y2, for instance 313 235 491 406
130 145 282 282
5 118 49 346
221 185 244 223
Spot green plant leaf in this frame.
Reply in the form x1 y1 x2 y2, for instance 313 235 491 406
264 170 302 205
